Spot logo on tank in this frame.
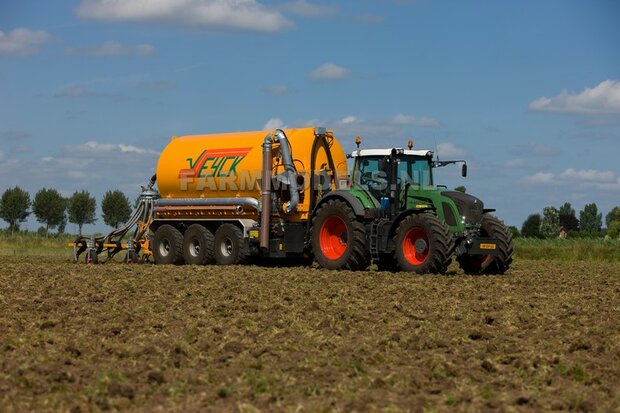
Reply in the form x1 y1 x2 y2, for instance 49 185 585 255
178 147 252 179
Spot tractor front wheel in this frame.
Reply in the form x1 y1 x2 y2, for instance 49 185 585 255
457 215 514 275
311 199 369 270
394 213 452 274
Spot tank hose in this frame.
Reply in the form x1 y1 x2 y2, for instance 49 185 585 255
273 129 299 213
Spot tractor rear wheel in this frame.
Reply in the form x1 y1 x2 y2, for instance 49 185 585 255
214 224 249 265
394 213 452 274
153 224 184 265
183 224 215 265
311 199 369 270
458 215 513 274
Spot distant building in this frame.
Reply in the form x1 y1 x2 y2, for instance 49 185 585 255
558 227 567 239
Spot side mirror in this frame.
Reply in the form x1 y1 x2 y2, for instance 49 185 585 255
462 163 468 177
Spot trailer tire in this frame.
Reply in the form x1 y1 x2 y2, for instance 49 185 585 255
214 224 249 265
153 224 184 265
183 224 215 265
394 213 452 274
458 215 514 275
311 199 369 270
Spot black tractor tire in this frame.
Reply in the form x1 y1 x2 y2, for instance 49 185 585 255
393 213 452 274
458 215 514 275
153 224 184 265
183 224 215 265
125 250 139 264
85 249 98 264
311 199 369 271
214 224 249 265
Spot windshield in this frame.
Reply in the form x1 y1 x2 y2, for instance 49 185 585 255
397 155 433 187
354 155 433 194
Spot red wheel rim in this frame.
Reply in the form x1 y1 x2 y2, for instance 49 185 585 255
319 215 348 260
402 227 429 265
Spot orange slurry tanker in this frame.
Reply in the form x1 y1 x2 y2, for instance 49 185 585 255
71 127 514 274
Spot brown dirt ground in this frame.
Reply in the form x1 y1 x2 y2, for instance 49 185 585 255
0 257 619 412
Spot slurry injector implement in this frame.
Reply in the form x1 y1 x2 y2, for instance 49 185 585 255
71 127 513 274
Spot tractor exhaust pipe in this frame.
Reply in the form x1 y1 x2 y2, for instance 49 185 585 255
260 134 272 250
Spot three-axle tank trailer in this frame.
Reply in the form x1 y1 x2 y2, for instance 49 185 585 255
71 127 513 274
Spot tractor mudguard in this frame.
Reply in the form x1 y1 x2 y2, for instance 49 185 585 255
387 206 435 239
313 190 378 218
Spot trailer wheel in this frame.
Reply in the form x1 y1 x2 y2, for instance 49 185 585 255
153 224 184 265
85 249 98 264
183 224 215 265
214 224 249 265
394 213 452 274
458 215 514 275
311 199 369 270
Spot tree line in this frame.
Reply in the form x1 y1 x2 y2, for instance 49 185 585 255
0 187 132 236
518 202 620 239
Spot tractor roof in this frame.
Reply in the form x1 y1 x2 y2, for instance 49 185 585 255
350 149 434 158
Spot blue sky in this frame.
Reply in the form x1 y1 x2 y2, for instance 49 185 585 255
1 0 619 234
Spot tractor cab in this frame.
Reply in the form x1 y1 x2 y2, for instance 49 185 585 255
349 143 472 233
350 148 435 211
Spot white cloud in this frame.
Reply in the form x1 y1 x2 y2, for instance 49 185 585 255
392 114 440 127
54 85 95 98
505 158 525 168
515 142 560 157
263 118 285 130
559 168 616 182
75 0 293 33
53 85 135 102
592 178 620 191
280 0 338 17
69 140 158 155
529 79 620 114
0 151 21 172
264 84 290 96
521 168 620 190
299 113 443 150
66 41 155 57
522 172 555 185
436 142 466 158
28 140 159 189
0 130 31 141
0 28 51 56
311 63 350 80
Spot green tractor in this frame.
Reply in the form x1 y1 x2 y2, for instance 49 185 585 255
310 143 514 274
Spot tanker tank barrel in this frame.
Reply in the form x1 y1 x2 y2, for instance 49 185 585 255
68 126 352 266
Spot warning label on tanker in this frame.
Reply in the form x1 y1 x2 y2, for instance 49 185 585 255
178 147 252 179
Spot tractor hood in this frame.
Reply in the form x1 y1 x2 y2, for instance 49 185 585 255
441 191 484 225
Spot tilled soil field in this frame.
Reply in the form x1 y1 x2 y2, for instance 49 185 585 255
0 257 619 412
